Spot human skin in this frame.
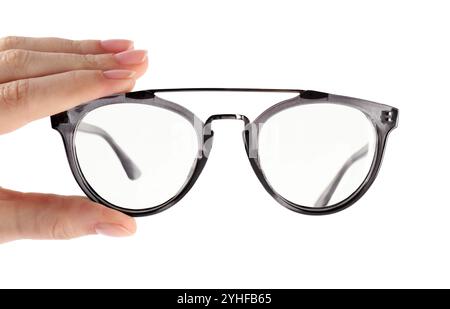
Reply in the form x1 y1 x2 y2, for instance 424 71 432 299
0 36 149 243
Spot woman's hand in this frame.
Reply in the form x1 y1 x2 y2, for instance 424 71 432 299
0 36 149 243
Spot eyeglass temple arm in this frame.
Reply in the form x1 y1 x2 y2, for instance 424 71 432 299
314 144 369 208
77 122 142 180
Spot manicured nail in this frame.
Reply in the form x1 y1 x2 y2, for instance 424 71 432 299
95 223 134 237
114 49 147 65
103 69 136 79
100 39 134 52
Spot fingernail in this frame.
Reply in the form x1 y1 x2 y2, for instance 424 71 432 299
103 69 136 79
95 223 133 237
100 39 134 52
114 49 147 65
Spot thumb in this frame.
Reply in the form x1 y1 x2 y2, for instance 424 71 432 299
0 188 136 243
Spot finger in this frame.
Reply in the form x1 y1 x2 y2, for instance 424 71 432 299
0 69 137 134
0 36 133 54
0 49 148 83
0 188 136 243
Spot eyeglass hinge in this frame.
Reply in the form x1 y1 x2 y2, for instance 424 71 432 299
50 112 69 128
381 109 398 125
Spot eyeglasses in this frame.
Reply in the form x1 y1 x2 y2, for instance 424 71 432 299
51 88 398 216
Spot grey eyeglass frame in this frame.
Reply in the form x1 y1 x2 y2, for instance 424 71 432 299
51 88 398 217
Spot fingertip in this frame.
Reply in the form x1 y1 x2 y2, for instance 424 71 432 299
0 191 138 241
115 58 148 80
103 69 136 79
96 69 137 96
97 205 137 235
114 212 137 235
56 196 137 238
100 39 134 53
133 57 149 79
95 223 135 237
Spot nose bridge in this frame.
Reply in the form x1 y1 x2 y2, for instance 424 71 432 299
201 114 251 158
204 114 250 127
202 114 250 157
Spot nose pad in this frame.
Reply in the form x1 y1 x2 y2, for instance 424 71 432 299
202 130 214 158
205 114 249 124
242 121 259 159
242 129 250 154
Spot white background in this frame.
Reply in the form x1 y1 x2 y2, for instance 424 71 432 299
0 0 449 288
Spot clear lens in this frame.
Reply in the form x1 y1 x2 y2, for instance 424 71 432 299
257 103 377 207
74 103 199 210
